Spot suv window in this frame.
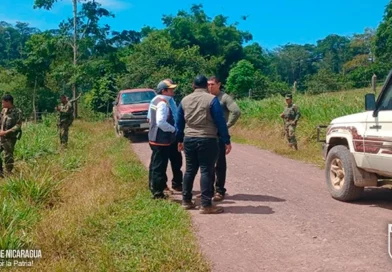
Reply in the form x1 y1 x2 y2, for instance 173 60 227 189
121 91 156 105
379 83 392 111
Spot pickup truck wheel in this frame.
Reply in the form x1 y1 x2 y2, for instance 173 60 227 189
325 145 364 202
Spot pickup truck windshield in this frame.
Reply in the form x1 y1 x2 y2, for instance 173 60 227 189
121 91 156 105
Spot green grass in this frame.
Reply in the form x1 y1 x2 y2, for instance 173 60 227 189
0 116 64 251
232 88 374 166
51 138 209 272
0 117 208 271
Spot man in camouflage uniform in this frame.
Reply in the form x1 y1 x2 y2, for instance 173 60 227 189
280 94 301 150
56 95 74 147
0 94 22 175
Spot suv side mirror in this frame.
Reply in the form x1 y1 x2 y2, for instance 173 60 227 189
112 101 118 106
365 93 376 111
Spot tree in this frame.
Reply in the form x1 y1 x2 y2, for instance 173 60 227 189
344 28 376 74
270 44 317 87
162 4 252 80
243 43 268 71
118 30 209 99
34 0 81 117
226 60 255 98
0 22 39 67
375 1 392 65
304 69 352 94
34 0 114 117
85 75 117 113
16 33 55 121
316 34 351 74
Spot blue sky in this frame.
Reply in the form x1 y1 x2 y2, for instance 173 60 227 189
0 0 389 50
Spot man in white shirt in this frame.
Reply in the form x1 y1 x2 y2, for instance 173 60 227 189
147 79 183 193
148 79 177 199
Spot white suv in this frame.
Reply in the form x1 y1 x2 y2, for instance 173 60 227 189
319 71 392 201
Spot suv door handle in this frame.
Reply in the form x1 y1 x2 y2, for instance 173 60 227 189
369 125 382 129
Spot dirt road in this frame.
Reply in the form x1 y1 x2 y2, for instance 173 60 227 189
131 136 392 272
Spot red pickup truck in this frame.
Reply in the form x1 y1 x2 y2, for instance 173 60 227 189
112 88 156 137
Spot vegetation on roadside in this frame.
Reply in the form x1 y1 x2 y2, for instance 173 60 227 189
0 117 207 271
231 88 372 167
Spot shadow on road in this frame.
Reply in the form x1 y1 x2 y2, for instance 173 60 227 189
223 205 274 215
226 194 286 203
127 132 149 143
170 198 274 215
355 187 392 210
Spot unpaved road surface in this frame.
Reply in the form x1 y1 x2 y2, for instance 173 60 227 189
131 135 392 272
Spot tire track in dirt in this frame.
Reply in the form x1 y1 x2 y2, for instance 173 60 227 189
131 134 392 272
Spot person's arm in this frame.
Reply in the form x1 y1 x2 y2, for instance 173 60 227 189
147 105 151 122
169 98 178 125
156 101 175 132
0 110 22 136
59 103 73 118
224 95 241 128
293 105 301 124
210 97 230 145
176 103 185 143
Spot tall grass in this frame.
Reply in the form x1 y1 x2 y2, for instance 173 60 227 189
232 88 373 165
25 122 208 272
239 88 369 127
0 115 90 250
0 115 208 271
15 115 58 161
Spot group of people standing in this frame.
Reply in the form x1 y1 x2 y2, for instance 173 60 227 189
146 74 302 214
147 75 241 214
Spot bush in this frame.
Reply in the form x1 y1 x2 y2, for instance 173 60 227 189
304 69 354 94
226 60 255 98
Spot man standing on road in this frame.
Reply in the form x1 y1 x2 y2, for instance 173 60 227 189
0 94 22 176
56 95 74 147
148 79 177 199
208 76 241 201
280 94 301 150
147 79 183 193
176 75 231 214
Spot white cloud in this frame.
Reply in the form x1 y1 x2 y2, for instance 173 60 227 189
97 0 132 10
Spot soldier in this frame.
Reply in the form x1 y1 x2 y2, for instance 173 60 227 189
280 94 301 150
0 94 22 176
56 95 74 147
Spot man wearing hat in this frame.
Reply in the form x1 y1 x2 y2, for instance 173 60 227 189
148 79 178 199
147 79 183 193
280 94 301 150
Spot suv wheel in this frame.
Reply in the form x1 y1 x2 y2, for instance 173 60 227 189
325 145 364 202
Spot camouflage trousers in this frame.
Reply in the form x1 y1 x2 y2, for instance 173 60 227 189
0 138 17 173
59 124 70 146
284 124 297 145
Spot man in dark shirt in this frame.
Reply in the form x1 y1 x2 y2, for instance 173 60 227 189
176 75 231 214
